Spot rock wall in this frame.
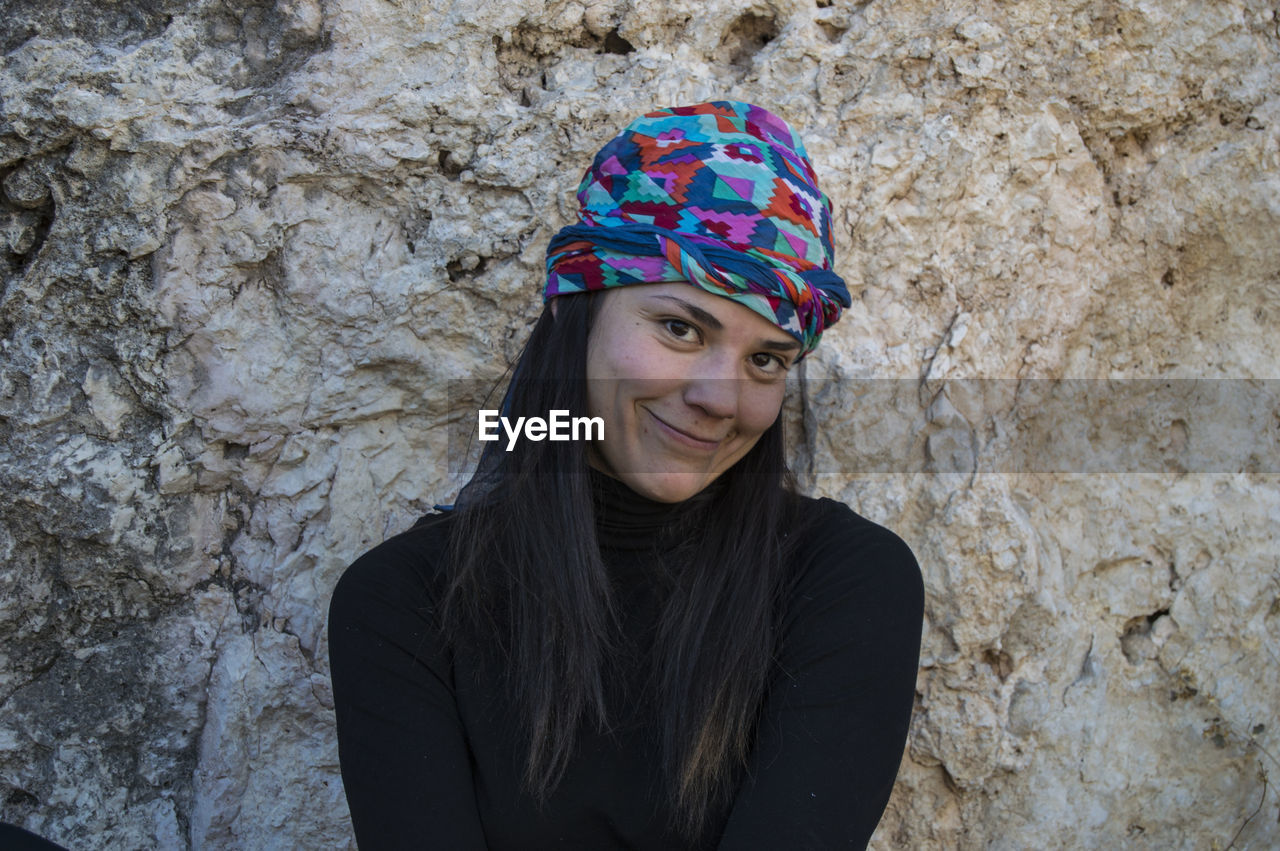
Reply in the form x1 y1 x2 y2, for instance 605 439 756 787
1 0 1277 847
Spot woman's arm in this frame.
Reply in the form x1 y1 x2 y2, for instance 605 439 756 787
717 502 924 850
328 523 489 850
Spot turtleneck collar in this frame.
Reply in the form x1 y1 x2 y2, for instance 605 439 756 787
590 468 723 552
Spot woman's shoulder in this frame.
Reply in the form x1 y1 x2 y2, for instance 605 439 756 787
330 511 456 613
786 494 924 603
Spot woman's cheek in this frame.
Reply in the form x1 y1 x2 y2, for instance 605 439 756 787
743 384 786 433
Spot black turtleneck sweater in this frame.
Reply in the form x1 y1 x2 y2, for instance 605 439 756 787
328 478 923 849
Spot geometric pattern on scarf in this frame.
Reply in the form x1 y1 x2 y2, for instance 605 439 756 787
545 101 851 357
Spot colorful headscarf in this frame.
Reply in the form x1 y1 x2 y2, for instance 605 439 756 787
545 101 850 356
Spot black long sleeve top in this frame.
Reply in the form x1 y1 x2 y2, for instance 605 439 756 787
328 476 923 849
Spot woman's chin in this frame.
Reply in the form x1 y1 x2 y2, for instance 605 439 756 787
615 470 715 504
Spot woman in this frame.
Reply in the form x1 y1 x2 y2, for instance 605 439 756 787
329 102 924 849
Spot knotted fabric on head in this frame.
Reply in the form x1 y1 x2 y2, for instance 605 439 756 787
545 101 851 357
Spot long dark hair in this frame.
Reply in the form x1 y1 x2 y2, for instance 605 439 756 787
441 291 801 839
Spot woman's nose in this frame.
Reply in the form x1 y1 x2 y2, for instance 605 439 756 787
681 356 740 419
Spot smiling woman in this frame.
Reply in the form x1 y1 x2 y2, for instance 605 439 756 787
585 283 798 503
328 102 925 850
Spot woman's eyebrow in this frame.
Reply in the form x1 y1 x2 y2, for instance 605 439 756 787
759 337 802 354
651 294 802 353
651 295 723 330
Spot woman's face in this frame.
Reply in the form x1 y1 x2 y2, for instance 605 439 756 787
583 283 802 503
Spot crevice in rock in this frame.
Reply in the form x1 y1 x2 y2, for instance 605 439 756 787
437 149 466 179
1119 607 1170 664
981 647 1014 681
1167 667 1198 702
1062 635 1096 705
938 762 962 795
403 211 432 256
0 0 187 53
203 569 270 635
222 441 250 461
600 27 633 55
193 0 334 108
231 247 287 302
2 784 43 831
1216 100 1259 130
816 19 848 43
4 786 39 807
494 16 634 104
1 160 57 280
723 11 780 70
446 254 489 283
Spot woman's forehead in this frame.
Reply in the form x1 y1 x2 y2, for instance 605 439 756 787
612 283 801 348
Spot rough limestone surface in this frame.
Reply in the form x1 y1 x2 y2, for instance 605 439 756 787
1 0 1278 847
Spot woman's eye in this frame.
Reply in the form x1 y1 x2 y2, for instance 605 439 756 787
751 352 787 373
664 319 698 340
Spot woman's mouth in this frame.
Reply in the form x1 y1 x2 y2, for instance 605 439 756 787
644 409 725 452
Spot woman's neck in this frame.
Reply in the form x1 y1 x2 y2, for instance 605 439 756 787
589 467 721 552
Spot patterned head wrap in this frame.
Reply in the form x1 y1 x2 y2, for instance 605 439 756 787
545 101 851 357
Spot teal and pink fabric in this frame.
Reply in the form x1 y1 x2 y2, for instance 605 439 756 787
545 101 850 356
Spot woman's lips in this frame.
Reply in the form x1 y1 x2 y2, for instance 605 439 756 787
645 408 724 451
